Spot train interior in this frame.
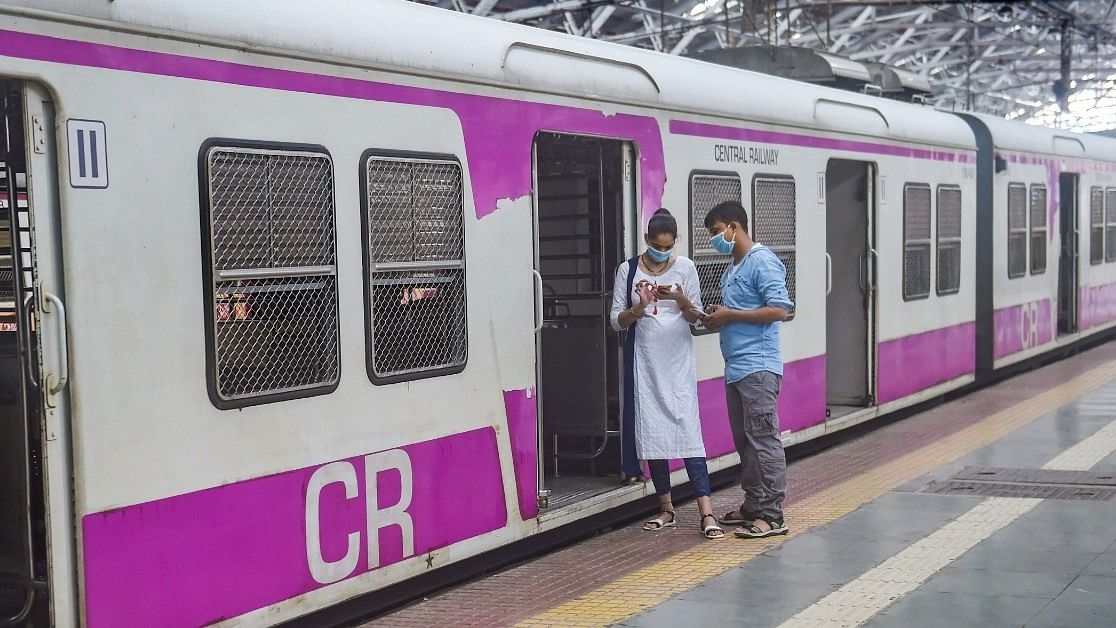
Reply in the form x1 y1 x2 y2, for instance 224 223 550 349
1058 172 1079 336
825 159 876 420
534 132 632 510
0 79 47 626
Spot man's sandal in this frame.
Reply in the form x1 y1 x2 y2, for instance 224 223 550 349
734 517 789 539
719 508 759 525
643 509 676 531
700 514 725 539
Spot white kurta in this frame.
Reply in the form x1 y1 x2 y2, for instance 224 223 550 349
610 256 706 460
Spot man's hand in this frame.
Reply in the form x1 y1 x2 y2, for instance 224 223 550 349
703 304 732 329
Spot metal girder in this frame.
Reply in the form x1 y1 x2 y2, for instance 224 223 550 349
412 0 1116 128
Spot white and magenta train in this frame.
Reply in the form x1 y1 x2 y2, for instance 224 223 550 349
1 1 1116 626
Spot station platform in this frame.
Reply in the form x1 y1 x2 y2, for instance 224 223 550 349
366 342 1116 628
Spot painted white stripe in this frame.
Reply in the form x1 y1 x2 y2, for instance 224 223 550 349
778 417 1116 628
1042 419 1116 471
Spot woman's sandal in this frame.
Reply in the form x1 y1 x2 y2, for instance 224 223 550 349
643 509 676 531
733 517 789 539
700 514 725 539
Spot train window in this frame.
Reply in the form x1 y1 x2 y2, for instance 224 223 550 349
902 183 932 300
936 186 962 295
689 172 742 334
201 144 340 408
1007 183 1028 278
1030 184 1047 274
1107 188 1116 263
752 175 796 315
362 153 467 384
1091 187 1104 265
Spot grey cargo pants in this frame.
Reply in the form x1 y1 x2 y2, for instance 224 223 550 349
725 370 787 521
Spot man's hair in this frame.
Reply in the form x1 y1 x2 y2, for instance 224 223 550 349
704 200 749 231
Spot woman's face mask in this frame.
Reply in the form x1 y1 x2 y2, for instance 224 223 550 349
710 225 736 255
645 246 673 263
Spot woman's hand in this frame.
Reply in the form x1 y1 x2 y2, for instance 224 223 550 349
655 283 686 302
636 281 656 307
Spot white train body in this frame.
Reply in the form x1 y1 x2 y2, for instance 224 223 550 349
0 1 1112 626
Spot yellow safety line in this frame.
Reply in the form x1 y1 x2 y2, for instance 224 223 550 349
515 360 1116 628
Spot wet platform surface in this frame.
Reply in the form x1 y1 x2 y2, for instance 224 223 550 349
368 342 1116 627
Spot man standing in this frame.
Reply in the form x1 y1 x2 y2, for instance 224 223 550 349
701 200 793 538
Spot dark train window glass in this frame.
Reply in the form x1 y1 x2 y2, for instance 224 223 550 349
689 172 742 335
752 175 796 318
1091 186 1104 265
1107 188 1116 263
903 183 932 300
1007 183 1028 278
936 186 962 295
203 146 340 406
1030 184 1047 274
363 155 467 384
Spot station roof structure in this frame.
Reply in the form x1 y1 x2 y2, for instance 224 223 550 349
411 0 1116 132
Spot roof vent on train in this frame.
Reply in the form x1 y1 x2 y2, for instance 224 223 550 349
688 45 931 104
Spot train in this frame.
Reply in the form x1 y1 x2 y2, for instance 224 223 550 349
2 1 1116 626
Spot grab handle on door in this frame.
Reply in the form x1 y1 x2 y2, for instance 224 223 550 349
868 248 880 290
21 295 38 388
532 269 544 333
41 292 68 395
857 250 867 292
824 253 833 296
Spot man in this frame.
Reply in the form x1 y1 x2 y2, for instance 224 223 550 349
701 200 793 538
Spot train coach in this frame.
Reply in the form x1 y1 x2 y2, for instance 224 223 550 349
1 1 1116 626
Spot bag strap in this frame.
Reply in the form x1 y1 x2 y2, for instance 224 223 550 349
625 255 639 310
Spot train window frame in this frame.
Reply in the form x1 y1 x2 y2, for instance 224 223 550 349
902 182 933 301
1029 184 1047 275
688 170 743 336
198 139 341 410
935 185 962 296
1090 186 1104 265
1106 188 1116 263
360 149 468 385
1006 182 1028 278
751 173 796 319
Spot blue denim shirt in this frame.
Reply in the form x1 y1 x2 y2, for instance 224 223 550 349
719 244 795 383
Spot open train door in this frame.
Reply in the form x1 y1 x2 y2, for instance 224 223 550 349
0 79 75 626
1057 173 1079 335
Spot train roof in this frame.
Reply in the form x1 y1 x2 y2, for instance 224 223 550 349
961 112 1116 163
4 0 978 151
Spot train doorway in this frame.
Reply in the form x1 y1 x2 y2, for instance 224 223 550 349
824 159 877 419
532 132 634 510
1058 173 1079 336
0 79 47 626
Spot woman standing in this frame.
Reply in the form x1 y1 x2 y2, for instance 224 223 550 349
610 209 723 539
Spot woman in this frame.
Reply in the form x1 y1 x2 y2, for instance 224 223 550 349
610 208 723 540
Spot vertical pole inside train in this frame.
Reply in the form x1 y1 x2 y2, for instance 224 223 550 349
0 78 46 627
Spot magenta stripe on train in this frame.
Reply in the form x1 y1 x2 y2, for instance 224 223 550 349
81 428 506 627
0 29 667 222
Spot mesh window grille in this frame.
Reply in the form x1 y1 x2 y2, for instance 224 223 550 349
903 184 932 299
1091 187 1104 265
1007 183 1028 278
936 186 962 295
752 176 796 311
1030 185 1047 274
204 147 340 404
365 156 467 383
1107 189 1116 263
689 173 742 317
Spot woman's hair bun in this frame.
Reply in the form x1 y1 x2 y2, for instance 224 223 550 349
653 207 672 217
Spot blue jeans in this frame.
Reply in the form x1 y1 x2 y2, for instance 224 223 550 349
647 457 712 498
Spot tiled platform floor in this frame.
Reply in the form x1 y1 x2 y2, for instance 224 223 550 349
368 342 1116 627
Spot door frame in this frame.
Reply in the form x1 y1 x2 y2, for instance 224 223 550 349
529 132 636 505
1058 172 1079 336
